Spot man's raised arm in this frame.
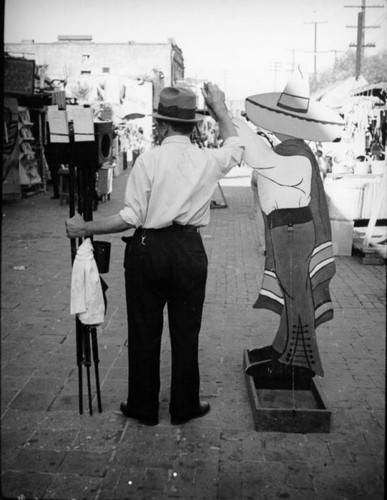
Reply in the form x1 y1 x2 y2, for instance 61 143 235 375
201 82 238 141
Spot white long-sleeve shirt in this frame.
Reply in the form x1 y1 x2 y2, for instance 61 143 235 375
119 135 243 228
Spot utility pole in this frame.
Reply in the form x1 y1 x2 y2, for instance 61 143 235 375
287 49 297 73
223 70 228 94
345 0 383 79
330 50 346 66
270 62 282 91
304 20 327 84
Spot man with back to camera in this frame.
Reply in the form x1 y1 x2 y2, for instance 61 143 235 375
65 83 243 426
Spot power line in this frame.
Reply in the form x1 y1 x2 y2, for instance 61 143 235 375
363 11 387 33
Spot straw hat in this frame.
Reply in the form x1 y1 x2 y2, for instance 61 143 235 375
152 86 204 123
245 67 344 142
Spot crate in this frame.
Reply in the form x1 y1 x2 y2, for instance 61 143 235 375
243 350 331 433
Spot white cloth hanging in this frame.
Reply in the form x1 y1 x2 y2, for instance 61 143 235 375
70 238 105 325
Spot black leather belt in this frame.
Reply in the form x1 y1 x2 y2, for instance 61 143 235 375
142 223 199 233
267 206 312 229
122 225 199 244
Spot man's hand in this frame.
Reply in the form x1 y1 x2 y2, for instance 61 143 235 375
65 213 87 238
201 82 227 121
201 82 238 142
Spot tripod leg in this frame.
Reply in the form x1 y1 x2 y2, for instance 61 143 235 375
83 326 93 415
91 327 103 413
217 183 228 207
75 317 83 415
210 182 228 209
70 163 84 414
69 164 78 262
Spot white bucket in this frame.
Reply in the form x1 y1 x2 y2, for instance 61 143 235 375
371 160 386 175
353 161 370 175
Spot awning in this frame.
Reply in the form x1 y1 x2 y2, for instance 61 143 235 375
351 82 387 103
312 76 368 111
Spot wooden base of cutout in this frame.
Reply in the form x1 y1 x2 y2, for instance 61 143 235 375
243 350 331 433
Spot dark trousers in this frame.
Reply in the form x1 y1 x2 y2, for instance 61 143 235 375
124 225 208 419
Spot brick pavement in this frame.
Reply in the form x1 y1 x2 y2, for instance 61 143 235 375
1 166 385 499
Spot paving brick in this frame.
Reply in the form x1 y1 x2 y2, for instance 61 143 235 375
99 465 145 499
1 426 36 468
10 391 57 411
72 426 124 452
190 459 219 498
26 428 79 451
59 450 111 477
312 463 384 500
40 409 82 430
217 460 242 499
1 470 53 500
242 460 290 498
43 473 102 499
302 436 332 466
9 448 66 473
143 466 170 492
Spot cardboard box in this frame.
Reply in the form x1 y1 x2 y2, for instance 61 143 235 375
330 219 354 256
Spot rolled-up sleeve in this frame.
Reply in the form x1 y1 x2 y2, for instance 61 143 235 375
208 136 244 177
119 157 151 227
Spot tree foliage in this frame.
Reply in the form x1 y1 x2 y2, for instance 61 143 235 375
311 50 387 93
362 50 387 84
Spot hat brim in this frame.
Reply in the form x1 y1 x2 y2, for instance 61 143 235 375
151 111 205 123
246 93 344 142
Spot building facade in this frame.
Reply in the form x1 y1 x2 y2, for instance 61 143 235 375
4 36 185 107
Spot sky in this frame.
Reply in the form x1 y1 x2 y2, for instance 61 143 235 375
4 0 387 99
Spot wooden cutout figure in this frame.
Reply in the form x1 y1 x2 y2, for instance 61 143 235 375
235 67 344 377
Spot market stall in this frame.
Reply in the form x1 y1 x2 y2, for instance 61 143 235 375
3 57 44 199
318 84 386 256
310 78 386 255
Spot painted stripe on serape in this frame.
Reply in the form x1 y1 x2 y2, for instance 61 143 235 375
310 257 335 279
312 241 332 256
315 301 333 321
260 288 285 305
260 270 284 304
256 247 334 325
310 241 334 278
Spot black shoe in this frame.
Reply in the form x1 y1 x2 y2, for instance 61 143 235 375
170 401 211 425
119 402 158 426
51 195 60 199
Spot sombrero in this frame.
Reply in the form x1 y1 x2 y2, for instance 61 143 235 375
152 86 204 123
245 67 344 142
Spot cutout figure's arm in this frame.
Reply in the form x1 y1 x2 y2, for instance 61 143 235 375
232 117 276 168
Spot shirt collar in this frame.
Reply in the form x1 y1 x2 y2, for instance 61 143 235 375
162 135 191 146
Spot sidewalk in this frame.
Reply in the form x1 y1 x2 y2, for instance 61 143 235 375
1 166 385 499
